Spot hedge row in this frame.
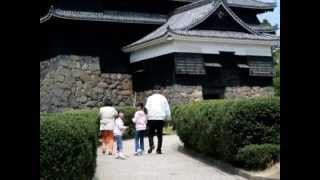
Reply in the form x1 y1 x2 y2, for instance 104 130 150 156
173 97 280 170
235 144 280 170
40 110 99 180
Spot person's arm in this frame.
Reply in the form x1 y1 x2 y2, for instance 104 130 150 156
112 108 118 119
119 120 127 132
144 113 148 124
145 97 151 112
164 98 171 121
132 112 138 123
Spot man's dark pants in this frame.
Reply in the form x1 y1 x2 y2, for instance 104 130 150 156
147 120 164 151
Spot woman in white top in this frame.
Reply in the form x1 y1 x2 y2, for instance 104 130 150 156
99 101 118 155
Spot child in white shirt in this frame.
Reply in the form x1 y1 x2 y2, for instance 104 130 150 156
114 112 127 159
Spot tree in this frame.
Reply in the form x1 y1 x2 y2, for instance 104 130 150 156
262 19 272 26
273 49 280 96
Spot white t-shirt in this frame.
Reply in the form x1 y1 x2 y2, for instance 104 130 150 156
114 118 125 136
145 93 171 121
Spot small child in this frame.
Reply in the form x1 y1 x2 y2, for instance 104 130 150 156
132 103 148 156
114 112 128 159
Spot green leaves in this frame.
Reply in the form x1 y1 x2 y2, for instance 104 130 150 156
235 144 280 170
40 110 99 180
173 97 280 170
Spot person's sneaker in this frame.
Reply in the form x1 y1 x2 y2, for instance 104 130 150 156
147 146 154 154
139 151 144 156
119 153 126 160
156 150 162 154
134 151 139 156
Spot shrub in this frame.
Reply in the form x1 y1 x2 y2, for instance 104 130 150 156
221 98 280 161
274 64 280 96
173 97 280 170
40 110 99 180
235 144 280 170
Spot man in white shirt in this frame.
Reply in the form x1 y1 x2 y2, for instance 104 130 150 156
145 85 171 154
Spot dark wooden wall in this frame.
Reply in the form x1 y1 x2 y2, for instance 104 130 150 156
131 54 176 91
40 19 159 73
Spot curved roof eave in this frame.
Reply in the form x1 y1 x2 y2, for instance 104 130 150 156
171 0 276 10
123 0 262 50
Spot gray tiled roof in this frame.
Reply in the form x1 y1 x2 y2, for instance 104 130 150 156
128 1 217 46
40 7 167 24
172 0 276 9
250 24 278 33
124 0 268 49
170 30 279 41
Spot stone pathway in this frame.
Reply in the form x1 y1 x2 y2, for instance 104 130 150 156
94 135 247 180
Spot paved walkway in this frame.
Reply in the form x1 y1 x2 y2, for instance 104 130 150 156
94 135 247 180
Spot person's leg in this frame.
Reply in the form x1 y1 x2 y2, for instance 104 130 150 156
117 136 125 159
139 130 145 152
115 135 120 153
106 131 114 155
118 136 123 152
101 131 107 154
156 121 164 153
148 121 155 153
134 130 139 153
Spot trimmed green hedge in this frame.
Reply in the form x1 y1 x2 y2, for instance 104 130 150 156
173 97 280 170
40 110 99 180
235 144 280 170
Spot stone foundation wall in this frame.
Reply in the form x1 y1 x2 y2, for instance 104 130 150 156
224 86 274 99
40 55 274 112
135 85 203 105
40 55 133 112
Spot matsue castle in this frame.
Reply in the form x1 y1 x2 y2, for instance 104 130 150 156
40 0 280 112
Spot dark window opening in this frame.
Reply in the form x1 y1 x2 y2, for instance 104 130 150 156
202 88 224 100
203 93 223 100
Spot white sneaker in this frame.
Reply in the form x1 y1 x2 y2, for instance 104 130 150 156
119 152 126 160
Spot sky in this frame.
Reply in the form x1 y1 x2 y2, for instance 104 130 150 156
257 0 280 35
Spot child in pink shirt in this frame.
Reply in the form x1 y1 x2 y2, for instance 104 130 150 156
132 103 148 155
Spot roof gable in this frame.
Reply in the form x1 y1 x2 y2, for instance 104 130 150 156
178 0 256 33
123 0 267 50
190 5 252 33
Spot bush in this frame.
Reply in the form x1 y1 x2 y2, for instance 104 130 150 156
274 64 280 96
173 97 280 170
235 144 280 170
273 49 280 96
221 98 280 161
40 110 99 180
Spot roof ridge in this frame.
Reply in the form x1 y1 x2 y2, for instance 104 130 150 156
172 0 213 15
176 0 258 34
40 6 54 24
40 6 167 25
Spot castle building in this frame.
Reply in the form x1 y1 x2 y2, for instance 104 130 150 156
40 0 279 112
